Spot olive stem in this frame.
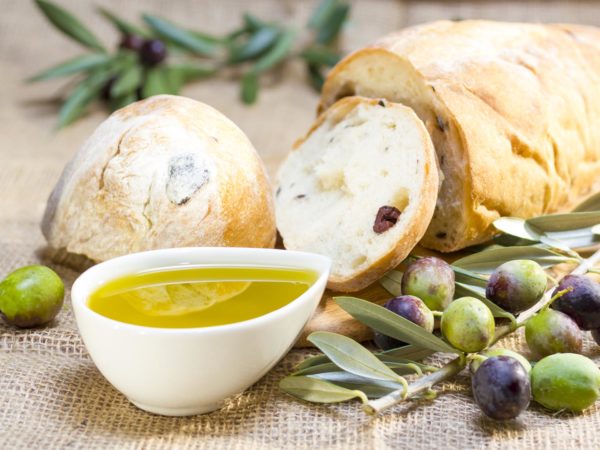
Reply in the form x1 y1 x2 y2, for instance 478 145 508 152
364 357 466 414
364 247 600 415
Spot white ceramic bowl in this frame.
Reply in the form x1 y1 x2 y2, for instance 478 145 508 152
71 247 330 416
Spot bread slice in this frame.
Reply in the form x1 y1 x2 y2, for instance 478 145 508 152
275 96 439 292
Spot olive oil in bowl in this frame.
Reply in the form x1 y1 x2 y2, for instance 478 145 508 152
88 266 318 328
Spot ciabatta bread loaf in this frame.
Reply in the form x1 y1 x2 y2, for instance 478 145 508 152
276 97 438 292
319 20 600 252
42 95 276 264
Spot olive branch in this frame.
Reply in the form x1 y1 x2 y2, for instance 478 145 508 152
280 191 600 415
28 0 350 128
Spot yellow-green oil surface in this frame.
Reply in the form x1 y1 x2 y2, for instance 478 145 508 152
88 266 317 328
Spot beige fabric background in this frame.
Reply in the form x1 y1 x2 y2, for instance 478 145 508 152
3 1 600 448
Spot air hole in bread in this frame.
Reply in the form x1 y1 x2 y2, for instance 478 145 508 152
352 254 368 268
392 188 410 211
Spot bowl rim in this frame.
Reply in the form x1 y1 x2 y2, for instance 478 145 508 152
71 247 331 335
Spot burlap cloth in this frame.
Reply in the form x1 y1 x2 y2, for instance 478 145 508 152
3 1 600 448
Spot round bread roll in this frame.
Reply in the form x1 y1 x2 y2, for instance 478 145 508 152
42 95 276 264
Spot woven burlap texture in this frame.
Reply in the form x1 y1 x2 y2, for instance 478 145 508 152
3 0 600 448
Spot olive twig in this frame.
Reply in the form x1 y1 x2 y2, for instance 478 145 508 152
469 353 488 366
364 356 466 414
364 247 600 415
544 287 574 309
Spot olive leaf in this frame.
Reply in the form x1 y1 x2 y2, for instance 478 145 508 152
379 269 403 296
57 70 113 128
142 67 179 98
493 217 541 242
229 27 281 63
308 372 404 398
252 30 296 74
188 30 225 45
528 212 600 249
573 192 600 212
334 297 460 354
301 46 342 67
494 212 600 250
383 270 403 284
294 359 432 377
241 72 259 104
243 13 266 32
224 26 250 44
109 93 137 112
379 344 434 361
376 355 438 373
307 331 407 382
295 353 331 371
110 65 143 98
308 0 340 30
294 361 349 376
316 4 349 45
379 275 402 297
452 246 571 273
542 230 599 250
280 376 368 404
35 0 105 51
307 64 325 91
27 53 112 82
164 63 217 90
294 344 434 373
454 282 516 325
527 211 600 232
98 7 150 37
451 265 488 288
142 14 216 56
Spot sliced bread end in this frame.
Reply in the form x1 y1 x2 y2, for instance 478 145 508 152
275 96 439 292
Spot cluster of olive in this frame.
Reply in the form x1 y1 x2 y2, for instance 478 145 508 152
0 265 64 328
375 257 600 421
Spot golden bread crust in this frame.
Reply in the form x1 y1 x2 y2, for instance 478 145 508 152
42 95 276 264
320 21 600 252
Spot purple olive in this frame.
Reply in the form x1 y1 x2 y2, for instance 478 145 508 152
373 295 434 350
551 274 600 330
139 39 168 66
486 260 547 313
119 34 145 51
525 308 583 359
401 257 455 311
472 356 531 420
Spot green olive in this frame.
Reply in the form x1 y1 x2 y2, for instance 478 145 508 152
0 265 65 328
441 296 495 353
531 353 600 412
